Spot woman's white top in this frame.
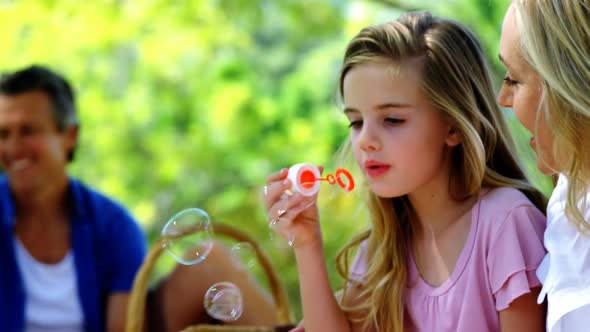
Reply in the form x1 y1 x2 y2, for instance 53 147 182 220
14 238 84 332
537 175 590 332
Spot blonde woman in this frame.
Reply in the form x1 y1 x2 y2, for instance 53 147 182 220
264 12 547 332
498 1 590 331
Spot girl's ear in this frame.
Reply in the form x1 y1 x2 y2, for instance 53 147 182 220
445 125 461 147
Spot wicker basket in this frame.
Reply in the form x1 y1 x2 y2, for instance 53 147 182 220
125 223 294 332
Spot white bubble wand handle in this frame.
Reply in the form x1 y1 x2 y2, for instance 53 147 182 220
287 163 322 196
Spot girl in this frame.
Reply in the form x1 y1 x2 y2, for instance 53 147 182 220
498 2 590 331
264 11 547 331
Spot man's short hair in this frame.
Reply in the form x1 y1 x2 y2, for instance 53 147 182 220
0 65 79 162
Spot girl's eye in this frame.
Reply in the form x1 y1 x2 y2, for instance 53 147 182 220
385 118 405 125
348 120 362 129
503 76 519 87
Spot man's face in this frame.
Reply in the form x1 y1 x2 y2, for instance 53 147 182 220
0 91 77 194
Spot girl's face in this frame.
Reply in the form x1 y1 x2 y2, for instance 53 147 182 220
342 60 460 198
497 4 558 175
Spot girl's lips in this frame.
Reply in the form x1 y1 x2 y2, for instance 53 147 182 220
366 165 391 177
364 160 391 177
530 137 536 150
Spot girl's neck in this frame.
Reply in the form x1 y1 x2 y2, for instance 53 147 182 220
408 175 477 237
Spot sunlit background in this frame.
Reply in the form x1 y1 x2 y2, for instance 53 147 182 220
0 0 553 320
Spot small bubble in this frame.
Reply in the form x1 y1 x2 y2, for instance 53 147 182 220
231 242 257 269
268 218 295 249
204 282 243 322
161 208 214 265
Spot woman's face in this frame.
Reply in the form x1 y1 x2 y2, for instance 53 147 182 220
497 4 558 175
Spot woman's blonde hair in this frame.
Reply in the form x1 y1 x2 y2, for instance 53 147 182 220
513 0 590 234
335 11 546 331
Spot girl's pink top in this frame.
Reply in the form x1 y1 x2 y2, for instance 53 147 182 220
350 187 547 332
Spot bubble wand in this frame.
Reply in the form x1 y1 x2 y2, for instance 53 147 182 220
286 163 355 196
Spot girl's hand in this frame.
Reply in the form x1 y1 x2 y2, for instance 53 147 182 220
262 167 323 249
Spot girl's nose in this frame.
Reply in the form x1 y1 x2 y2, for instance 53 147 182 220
358 126 381 152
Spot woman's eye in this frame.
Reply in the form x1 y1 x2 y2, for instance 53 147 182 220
503 76 519 87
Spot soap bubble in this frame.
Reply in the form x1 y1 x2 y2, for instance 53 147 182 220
204 282 243 321
268 217 295 248
161 208 213 265
231 242 257 269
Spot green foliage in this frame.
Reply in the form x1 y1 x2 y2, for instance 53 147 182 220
0 0 552 322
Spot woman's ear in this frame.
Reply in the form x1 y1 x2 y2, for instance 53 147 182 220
445 125 461 147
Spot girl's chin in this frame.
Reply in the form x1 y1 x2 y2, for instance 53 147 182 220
370 187 406 199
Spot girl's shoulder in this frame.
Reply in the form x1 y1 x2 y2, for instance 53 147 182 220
479 186 538 211
476 187 546 242
474 187 547 312
478 187 545 221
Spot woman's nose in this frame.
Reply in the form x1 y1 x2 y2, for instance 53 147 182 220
497 85 513 108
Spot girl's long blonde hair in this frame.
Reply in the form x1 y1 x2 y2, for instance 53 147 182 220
335 11 546 331
513 0 590 234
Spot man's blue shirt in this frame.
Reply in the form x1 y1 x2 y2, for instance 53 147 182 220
0 175 147 332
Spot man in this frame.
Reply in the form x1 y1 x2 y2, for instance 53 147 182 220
0 64 282 332
0 65 146 332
